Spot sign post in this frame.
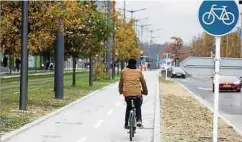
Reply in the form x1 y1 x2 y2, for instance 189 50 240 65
198 1 239 142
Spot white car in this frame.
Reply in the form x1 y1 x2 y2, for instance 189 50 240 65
171 67 186 79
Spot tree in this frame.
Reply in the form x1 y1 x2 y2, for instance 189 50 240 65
0 1 60 56
116 19 141 61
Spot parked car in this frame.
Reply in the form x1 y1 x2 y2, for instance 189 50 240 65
212 75 241 92
171 67 186 78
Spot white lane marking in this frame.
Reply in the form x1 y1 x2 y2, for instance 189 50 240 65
107 109 114 115
93 120 104 128
198 87 212 91
77 136 87 142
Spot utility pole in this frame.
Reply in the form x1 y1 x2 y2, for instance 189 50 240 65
20 1 28 111
106 0 111 80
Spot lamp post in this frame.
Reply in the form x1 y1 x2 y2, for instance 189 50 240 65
20 1 28 111
140 50 143 71
136 24 151 43
134 17 148 35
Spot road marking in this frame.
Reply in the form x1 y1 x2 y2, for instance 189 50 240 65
12 92 19 94
198 87 212 91
93 120 104 128
107 109 114 115
77 136 87 142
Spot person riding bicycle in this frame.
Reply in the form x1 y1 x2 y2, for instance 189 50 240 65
119 59 148 129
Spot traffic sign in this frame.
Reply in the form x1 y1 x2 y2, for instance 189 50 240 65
198 0 239 36
198 1 239 142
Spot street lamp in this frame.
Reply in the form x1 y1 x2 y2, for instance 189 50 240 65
136 24 152 43
118 7 147 19
140 50 144 71
127 8 147 18
134 17 148 36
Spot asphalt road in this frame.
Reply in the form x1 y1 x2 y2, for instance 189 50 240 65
174 74 242 134
2 71 159 142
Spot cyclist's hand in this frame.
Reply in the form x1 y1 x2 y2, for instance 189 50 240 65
142 90 148 95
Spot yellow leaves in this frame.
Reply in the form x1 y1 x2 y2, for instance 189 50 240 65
115 18 140 60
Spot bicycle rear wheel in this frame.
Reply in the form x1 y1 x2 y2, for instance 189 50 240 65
129 114 134 141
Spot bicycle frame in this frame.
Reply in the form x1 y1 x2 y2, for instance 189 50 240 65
209 5 228 20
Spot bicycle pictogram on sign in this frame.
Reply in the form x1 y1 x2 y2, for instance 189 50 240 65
198 0 239 36
202 4 235 25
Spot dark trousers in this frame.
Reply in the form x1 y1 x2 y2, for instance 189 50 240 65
125 95 143 125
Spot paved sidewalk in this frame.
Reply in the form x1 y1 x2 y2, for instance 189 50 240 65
1 71 160 142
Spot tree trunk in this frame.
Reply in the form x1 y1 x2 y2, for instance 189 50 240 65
72 56 76 86
112 62 115 79
89 55 93 87
9 55 12 74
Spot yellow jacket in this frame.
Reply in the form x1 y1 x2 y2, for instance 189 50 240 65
119 68 148 97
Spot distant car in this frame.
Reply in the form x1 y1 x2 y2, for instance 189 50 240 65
212 75 241 92
171 67 186 79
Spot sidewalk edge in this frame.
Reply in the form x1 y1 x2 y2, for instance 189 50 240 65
153 74 161 142
1 82 118 142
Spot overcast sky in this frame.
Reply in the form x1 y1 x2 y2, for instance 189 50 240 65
116 0 241 45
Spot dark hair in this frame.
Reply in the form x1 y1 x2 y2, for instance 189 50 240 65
127 59 137 69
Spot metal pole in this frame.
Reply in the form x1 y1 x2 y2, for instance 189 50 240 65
106 0 111 80
240 13 242 57
226 35 228 57
20 1 28 111
165 53 168 80
89 56 93 87
55 3 64 99
121 0 126 70
213 36 221 142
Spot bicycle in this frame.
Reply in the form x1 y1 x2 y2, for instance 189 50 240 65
202 4 235 25
128 99 137 141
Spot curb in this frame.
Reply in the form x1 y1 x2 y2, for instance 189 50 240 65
153 74 161 142
1 82 118 142
179 82 242 137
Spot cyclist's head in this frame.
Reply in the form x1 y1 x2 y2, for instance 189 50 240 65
127 59 137 69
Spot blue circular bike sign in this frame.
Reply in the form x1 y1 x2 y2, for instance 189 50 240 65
198 0 239 36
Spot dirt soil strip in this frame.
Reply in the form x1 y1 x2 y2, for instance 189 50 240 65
160 81 242 142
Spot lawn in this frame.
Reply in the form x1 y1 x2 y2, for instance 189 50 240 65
0 72 120 134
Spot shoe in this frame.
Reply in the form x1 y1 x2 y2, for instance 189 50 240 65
137 121 143 128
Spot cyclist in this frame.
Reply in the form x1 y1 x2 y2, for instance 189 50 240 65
119 59 148 129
